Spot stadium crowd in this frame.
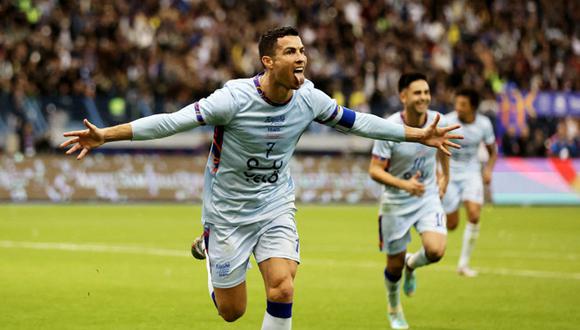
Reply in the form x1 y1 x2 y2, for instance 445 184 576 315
0 0 578 157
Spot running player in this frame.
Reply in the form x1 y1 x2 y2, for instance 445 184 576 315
369 72 449 329
61 27 461 330
443 88 497 277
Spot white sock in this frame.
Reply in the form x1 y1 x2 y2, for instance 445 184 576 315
407 247 431 270
261 311 292 330
384 270 401 310
459 222 480 268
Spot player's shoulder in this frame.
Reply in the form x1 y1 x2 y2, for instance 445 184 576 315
444 111 458 119
475 113 493 127
443 111 459 123
223 77 255 93
295 79 334 112
219 77 261 109
296 79 317 97
427 110 446 126
385 111 403 123
301 78 316 89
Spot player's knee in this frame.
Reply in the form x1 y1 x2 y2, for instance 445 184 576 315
466 205 481 222
386 267 403 278
386 259 405 276
425 247 445 263
267 279 294 302
446 213 459 230
218 305 246 322
446 220 459 231
468 216 480 224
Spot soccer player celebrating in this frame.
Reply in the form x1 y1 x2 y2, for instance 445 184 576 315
369 73 449 330
61 27 461 330
442 88 497 277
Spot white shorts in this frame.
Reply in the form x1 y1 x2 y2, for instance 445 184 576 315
378 195 447 255
442 175 484 213
204 212 300 289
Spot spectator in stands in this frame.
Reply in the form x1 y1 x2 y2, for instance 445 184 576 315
548 120 579 159
0 0 577 155
501 126 526 157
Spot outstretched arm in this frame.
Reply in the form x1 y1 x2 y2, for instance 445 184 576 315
60 119 132 160
346 110 463 156
403 113 462 156
61 102 203 159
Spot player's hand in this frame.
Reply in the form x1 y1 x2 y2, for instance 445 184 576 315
483 168 492 185
420 114 463 156
404 171 425 197
60 119 105 160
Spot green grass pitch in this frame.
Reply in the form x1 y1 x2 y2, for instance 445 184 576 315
1 205 579 329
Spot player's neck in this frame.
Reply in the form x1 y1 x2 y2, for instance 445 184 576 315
458 112 476 124
259 72 293 105
402 109 427 128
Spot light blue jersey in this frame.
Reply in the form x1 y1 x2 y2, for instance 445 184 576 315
444 112 495 179
372 111 446 211
197 77 341 225
132 74 407 225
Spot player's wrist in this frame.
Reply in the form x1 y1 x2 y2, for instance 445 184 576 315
401 180 412 193
403 126 427 143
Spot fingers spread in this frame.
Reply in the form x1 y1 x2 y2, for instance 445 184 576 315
84 119 97 130
442 124 460 133
63 129 89 137
65 144 81 155
446 133 464 140
444 140 462 149
59 137 79 148
431 113 440 127
439 145 451 156
77 148 89 160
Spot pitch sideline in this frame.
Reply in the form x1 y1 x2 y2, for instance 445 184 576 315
1 240 579 281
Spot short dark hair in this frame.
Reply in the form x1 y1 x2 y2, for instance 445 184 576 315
258 26 300 58
398 72 428 92
456 88 480 110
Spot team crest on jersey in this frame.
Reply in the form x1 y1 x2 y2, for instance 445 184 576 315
265 115 285 138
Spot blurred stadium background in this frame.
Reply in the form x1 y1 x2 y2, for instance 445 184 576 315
1 1 579 329
0 0 579 204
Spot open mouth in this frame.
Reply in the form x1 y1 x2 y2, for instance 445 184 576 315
293 67 305 85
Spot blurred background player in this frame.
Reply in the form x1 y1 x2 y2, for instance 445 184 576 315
369 73 450 329
442 88 497 277
60 27 461 330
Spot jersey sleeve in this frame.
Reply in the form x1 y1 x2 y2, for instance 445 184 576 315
307 84 404 141
130 84 237 140
349 111 406 142
310 91 405 143
131 104 202 140
197 84 238 126
482 116 496 145
311 88 340 124
372 139 394 160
